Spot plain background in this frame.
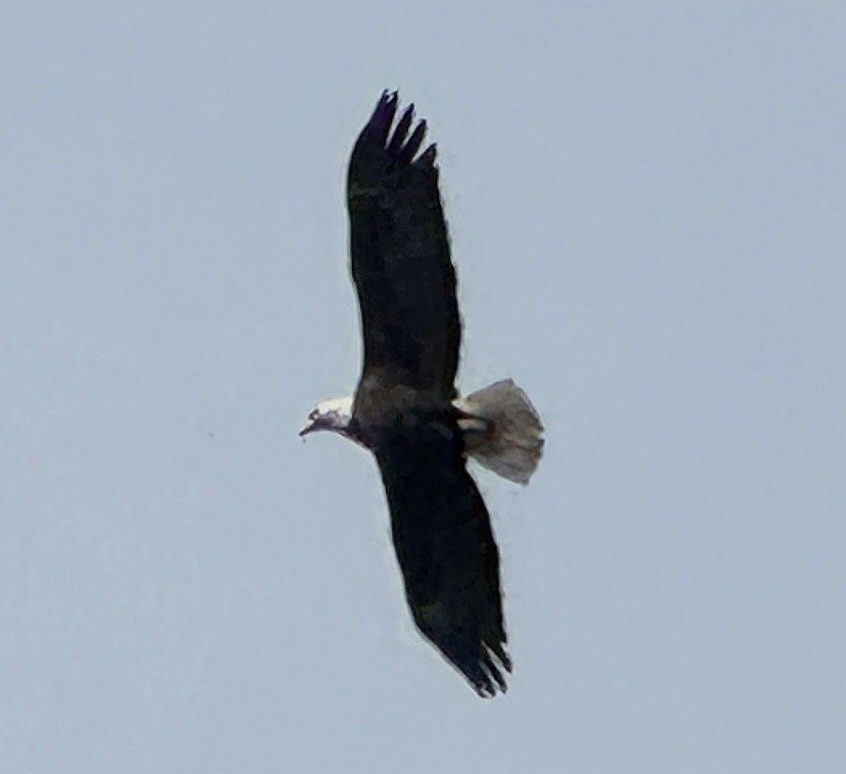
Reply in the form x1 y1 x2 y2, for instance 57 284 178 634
2 2 844 771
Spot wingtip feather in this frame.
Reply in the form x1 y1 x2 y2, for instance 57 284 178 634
364 91 434 167
416 143 438 168
369 90 399 144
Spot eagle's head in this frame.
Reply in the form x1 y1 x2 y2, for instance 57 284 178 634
299 395 354 438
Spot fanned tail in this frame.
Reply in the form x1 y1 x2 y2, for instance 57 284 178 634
454 379 544 485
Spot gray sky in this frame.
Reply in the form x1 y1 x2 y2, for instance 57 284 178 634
2 2 844 771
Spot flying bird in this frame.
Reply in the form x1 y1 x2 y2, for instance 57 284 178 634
301 92 543 697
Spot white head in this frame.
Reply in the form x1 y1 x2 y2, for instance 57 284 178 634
299 395 354 438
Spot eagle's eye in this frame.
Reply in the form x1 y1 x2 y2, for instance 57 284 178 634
308 409 318 421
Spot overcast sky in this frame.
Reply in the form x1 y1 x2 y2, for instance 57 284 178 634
2 2 844 771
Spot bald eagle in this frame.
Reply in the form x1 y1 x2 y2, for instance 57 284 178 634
301 92 543 697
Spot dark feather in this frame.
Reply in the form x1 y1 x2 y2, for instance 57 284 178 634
374 415 510 697
347 92 460 399
387 104 415 155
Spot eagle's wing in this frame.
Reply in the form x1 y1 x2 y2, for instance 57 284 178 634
374 419 511 696
347 92 460 399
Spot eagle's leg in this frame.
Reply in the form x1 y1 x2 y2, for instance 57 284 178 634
454 410 494 436
450 407 496 460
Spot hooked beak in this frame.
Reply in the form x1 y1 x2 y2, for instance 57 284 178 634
299 414 326 437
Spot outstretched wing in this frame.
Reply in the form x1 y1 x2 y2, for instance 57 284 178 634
347 92 460 399
374 419 511 697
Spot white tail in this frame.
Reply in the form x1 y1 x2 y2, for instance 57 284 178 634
453 379 544 485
